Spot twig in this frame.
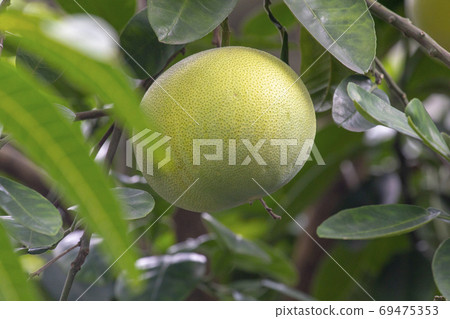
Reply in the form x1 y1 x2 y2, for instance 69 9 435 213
29 242 80 278
374 57 409 107
259 198 281 220
366 0 450 68
91 123 115 157
59 231 91 301
221 18 231 47
264 0 289 64
105 125 122 170
212 26 222 47
74 109 110 121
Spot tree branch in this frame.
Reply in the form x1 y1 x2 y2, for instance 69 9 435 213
366 0 450 68
74 109 110 121
259 198 281 220
59 231 91 301
29 242 80 278
105 124 122 170
374 57 409 107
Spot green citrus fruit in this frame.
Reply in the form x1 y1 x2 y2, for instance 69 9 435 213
139 46 315 212
405 0 450 51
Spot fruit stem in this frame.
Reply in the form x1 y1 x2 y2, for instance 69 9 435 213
259 198 282 220
221 18 231 47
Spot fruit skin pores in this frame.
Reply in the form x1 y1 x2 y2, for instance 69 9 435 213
138 47 316 212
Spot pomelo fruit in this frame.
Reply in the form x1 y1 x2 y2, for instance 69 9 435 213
138 46 315 212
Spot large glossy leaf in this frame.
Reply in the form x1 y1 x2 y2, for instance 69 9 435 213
301 27 352 112
120 9 184 79
0 223 38 300
114 187 155 220
405 99 450 161
284 0 376 73
115 253 207 300
347 83 419 139
0 216 63 249
0 11 150 133
432 239 450 299
0 176 62 235
148 0 238 44
317 205 441 240
201 213 269 261
332 75 388 132
0 61 138 278
54 0 136 31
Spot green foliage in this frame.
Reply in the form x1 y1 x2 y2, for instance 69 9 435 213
114 187 155 220
0 223 38 300
0 0 448 302
317 205 441 240
284 0 376 73
0 11 150 133
0 61 138 279
115 253 207 300
0 216 63 250
120 9 184 79
0 177 62 235
54 0 136 31
406 99 450 161
301 28 353 112
148 0 238 44
432 239 450 299
348 83 419 138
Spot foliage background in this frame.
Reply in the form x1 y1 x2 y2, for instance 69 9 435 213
0 0 448 301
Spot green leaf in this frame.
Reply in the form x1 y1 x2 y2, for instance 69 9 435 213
261 279 314 301
318 204 441 240
0 216 63 249
201 213 296 284
114 187 155 220
233 241 298 285
16 46 62 83
148 0 238 44
0 11 150 133
301 28 352 112
442 133 450 149
332 75 388 131
115 253 207 300
347 83 419 139
405 99 450 161
0 61 138 278
120 9 184 79
313 236 410 300
54 0 136 31
0 222 38 300
0 176 62 236
432 239 450 299
201 213 269 261
284 0 376 73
